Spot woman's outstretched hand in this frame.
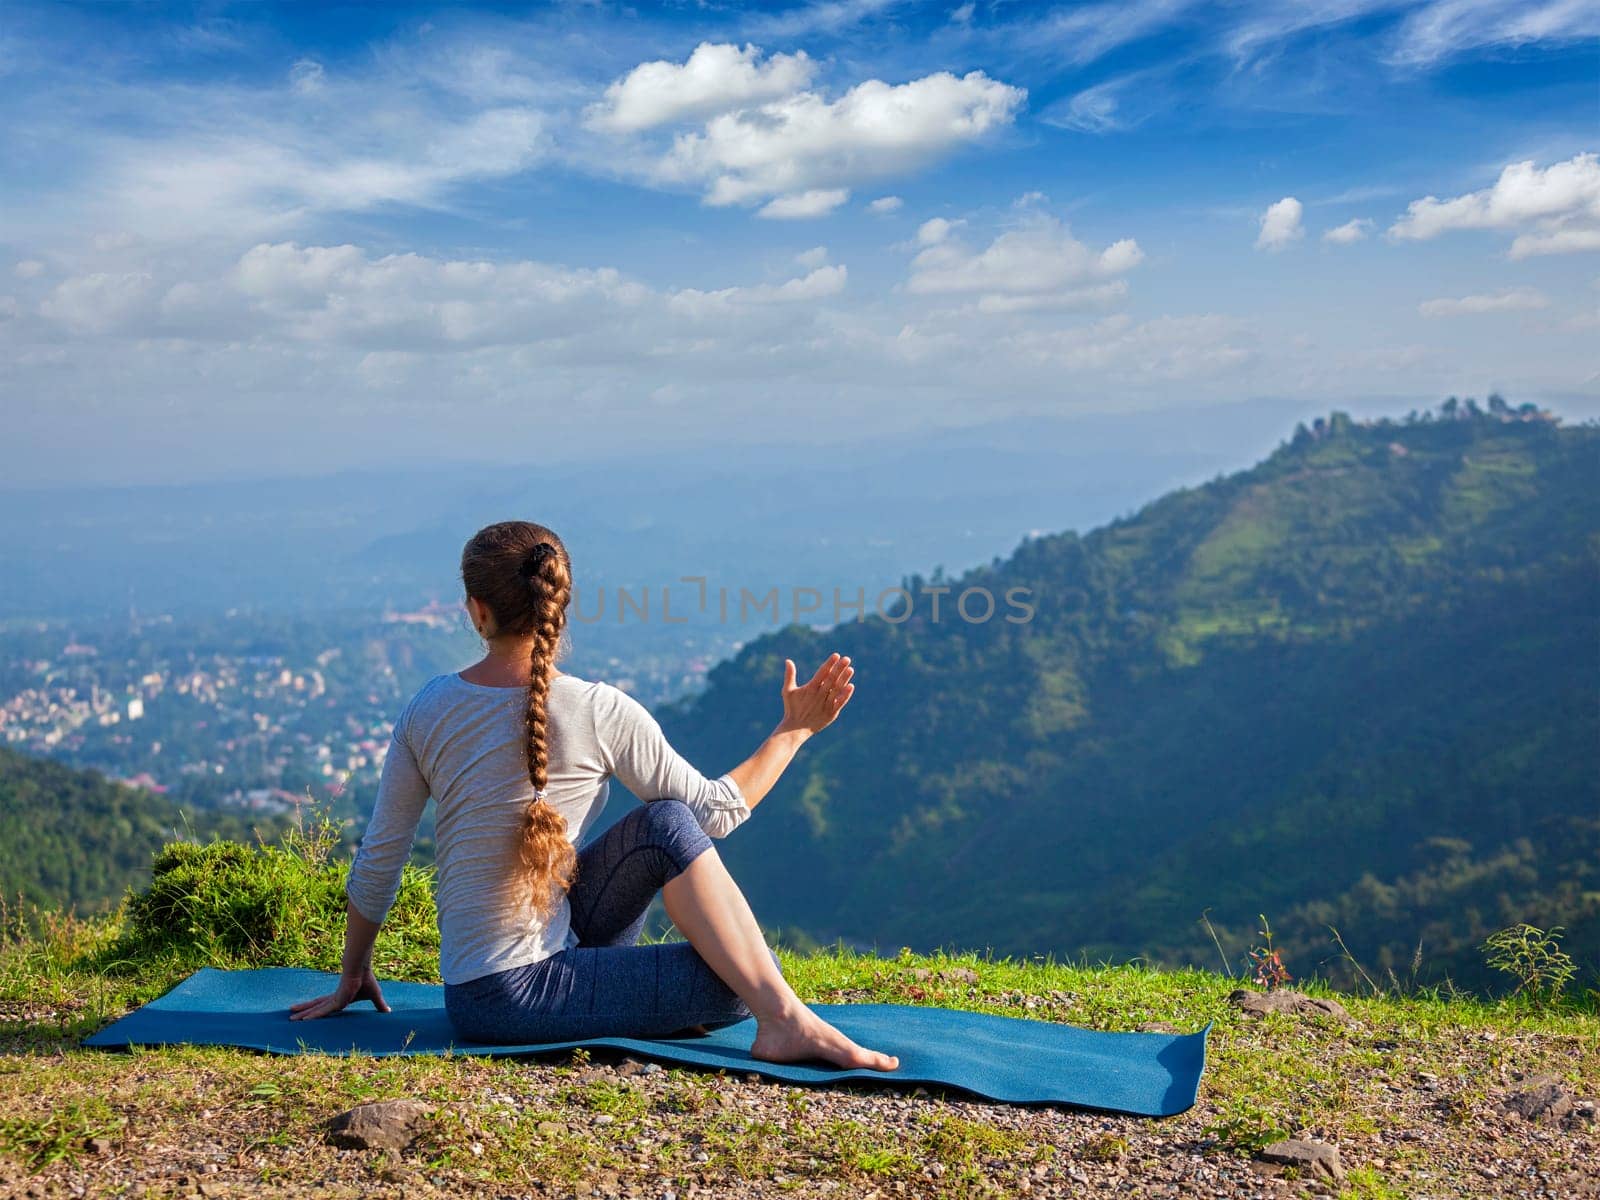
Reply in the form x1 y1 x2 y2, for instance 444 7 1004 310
779 652 854 737
288 966 390 1021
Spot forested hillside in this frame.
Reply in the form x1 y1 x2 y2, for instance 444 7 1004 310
0 745 278 915
656 401 1600 993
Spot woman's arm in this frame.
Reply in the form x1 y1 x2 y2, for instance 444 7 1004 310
599 652 854 836
290 899 391 1020
726 652 855 810
290 707 429 1020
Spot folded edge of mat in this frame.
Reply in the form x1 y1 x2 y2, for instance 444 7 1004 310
80 966 1210 1116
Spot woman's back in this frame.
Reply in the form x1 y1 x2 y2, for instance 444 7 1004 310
345 670 750 985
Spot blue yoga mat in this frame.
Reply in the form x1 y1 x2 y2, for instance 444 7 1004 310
82 966 1209 1116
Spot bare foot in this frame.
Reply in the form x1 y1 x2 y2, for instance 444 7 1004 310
751 1009 899 1072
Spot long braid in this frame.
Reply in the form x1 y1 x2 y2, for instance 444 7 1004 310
459 522 577 924
518 543 576 920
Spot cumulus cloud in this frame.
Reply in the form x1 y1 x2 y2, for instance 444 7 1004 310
654 69 1025 209
867 195 904 213
1323 218 1373 244
757 188 850 219
1255 197 1304 250
906 210 1143 312
38 271 157 334
1388 153 1600 258
667 264 847 315
1418 287 1549 317
916 217 959 246
794 246 830 269
585 42 815 133
20 240 856 352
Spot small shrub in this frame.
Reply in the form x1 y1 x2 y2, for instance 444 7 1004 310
1481 924 1576 1004
1203 1097 1291 1153
95 800 438 979
1247 914 1292 992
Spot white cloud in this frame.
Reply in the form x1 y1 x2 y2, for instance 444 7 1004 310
1028 0 1202 69
972 281 1130 314
13 260 46 279
83 106 546 243
867 195 904 213
1323 218 1373 244
757 188 851 219
1418 287 1549 317
906 211 1143 310
668 265 848 314
1039 78 1125 133
38 271 157 334
585 42 816 133
794 246 830 269
1387 0 1600 67
1388 153 1600 259
656 69 1025 209
916 217 959 246
741 0 903 40
1255 197 1304 250
23 240 853 350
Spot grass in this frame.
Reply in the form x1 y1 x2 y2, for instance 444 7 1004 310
1 824 1596 1197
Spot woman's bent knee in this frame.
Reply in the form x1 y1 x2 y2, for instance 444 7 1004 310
641 796 696 835
640 798 713 877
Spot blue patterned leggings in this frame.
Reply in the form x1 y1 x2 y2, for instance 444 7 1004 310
443 797 779 1043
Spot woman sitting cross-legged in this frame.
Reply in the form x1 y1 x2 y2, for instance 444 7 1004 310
289 520 899 1073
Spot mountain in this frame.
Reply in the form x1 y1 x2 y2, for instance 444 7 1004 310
654 401 1600 993
0 745 279 916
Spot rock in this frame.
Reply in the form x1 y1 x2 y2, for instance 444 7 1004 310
1228 989 1349 1022
325 1099 435 1153
84 1136 113 1155
1137 1021 1180 1034
616 1058 651 1077
1500 1076 1575 1125
1257 1139 1346 1182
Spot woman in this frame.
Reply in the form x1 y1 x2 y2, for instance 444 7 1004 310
289 521 899 1072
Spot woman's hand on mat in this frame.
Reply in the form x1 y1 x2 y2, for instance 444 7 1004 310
288 966 390 1021
778 652 854 737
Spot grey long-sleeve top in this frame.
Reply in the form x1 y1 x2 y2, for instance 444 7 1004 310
344 670 750 985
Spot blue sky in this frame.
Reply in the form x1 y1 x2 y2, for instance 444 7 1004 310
2 0 1596 487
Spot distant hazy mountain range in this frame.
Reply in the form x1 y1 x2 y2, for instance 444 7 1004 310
0 399 1343 628
654 403 1600 992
